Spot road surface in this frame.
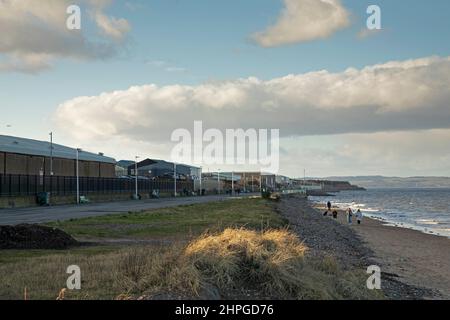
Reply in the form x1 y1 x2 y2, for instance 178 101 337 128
0 194 258 225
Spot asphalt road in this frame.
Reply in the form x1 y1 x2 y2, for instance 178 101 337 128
0 194 258 225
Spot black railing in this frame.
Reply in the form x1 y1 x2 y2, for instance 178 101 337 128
0 174 194 197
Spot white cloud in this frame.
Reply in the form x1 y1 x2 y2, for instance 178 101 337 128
276 129 450 177
0 0 130 73
146 60 188 73
357 28 382 39
54 56 450 144
92 11 131 40
0 53 52 74
253 0 350 47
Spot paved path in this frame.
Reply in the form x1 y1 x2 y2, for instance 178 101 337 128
0 194 258 225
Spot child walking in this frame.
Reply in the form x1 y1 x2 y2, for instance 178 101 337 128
356 209 363 225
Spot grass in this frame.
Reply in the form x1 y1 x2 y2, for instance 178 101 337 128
0 198 383 300
0 228 382 300
45 198 287 240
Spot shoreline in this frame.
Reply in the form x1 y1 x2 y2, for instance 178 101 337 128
362 215 450 240
312 202 450 299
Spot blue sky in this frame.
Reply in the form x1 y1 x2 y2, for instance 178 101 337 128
1 0 450 177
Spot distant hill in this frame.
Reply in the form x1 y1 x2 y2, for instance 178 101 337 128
322 176 450 189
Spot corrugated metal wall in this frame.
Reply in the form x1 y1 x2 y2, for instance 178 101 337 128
1 152 115 178
0 152 4 175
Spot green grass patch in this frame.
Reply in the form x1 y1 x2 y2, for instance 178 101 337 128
46 198 287 240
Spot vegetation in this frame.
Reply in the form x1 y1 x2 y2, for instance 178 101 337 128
46 198 286 240
0 198 382 300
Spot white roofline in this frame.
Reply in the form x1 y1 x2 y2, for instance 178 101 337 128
0 135 116 164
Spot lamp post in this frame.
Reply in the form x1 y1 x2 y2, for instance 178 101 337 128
49 132 53 176
135 156 140 200
76 148 82 204
217 169 221 194
259 171 262 193
174 162 177 197
199 167 202 196
231 171 234 196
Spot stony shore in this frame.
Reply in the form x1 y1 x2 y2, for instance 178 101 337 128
276 195 450 299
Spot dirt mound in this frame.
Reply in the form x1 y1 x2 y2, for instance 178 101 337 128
0 224 79 249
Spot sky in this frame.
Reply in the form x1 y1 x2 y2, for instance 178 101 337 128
1 0 450 178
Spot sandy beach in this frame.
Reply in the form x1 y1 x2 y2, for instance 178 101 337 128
277 195 450 299
335 208 450 299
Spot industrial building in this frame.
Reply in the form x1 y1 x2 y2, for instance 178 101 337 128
0 135 116 178
120 158 201 180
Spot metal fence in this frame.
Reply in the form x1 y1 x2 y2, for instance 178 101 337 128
0 174 194 197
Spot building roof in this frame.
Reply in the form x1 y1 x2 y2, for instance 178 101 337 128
207 172 241 182
117 160 135 168
134 158 200 170
0 135 116 164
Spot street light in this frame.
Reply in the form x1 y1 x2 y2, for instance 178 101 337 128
217 169 221 194
135 156 140 200
173 162 177 197
49 132 54 176
231 171 234 196
76 148 82 204
199 167 202 196
259 171 263 193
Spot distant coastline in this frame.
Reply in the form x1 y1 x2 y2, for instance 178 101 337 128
322 176 450 189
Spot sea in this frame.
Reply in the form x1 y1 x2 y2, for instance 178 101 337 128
309 188 450 239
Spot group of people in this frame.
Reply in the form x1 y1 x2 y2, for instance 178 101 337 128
323 201 363 225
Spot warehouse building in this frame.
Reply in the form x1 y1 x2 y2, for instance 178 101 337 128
122 158 201 180
0 135 116 178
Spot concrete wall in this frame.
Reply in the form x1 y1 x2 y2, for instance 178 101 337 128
0 191 176 209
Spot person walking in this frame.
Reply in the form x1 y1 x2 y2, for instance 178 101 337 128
327 201 332 211
347 208 353 225
356 209 363 225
